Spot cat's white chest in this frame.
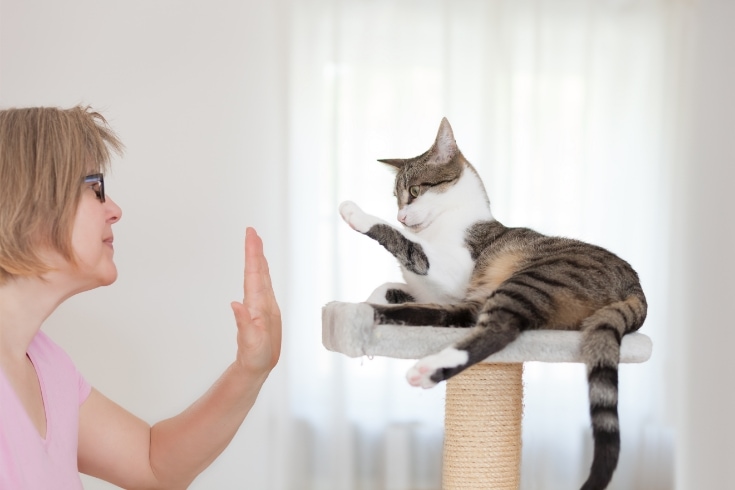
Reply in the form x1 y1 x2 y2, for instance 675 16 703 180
402 235 474 304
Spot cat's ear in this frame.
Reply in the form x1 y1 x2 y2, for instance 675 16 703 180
430 117 459 164
378 158 406 170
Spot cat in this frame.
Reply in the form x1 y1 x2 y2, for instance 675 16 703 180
338 118 647 490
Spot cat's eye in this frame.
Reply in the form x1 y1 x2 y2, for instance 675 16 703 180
409 185 420 198
83 173 106 203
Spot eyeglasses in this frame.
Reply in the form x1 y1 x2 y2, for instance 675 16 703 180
83 173 105 203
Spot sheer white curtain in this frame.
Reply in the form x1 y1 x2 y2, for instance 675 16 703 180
286 1 688 488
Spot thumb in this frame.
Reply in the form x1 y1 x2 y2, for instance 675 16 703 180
230 301 253 327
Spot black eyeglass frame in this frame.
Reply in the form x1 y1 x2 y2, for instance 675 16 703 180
83 173 106 203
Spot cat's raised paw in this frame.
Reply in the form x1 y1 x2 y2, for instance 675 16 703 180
406 347 469 388
339 201 378 233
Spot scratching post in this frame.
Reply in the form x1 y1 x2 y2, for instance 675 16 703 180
322 302 652 489
444 363 523 489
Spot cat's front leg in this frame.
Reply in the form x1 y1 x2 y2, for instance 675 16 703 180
367 282 416 304
339 201 388 233
339 201 430 276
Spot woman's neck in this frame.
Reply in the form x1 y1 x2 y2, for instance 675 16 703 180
0 276 69 361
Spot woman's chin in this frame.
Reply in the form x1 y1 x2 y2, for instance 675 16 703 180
101 268 118 286
95 264 118 287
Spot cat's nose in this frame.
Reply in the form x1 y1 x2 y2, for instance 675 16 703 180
397 213 407 224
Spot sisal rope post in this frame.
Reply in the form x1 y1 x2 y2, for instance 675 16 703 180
443 363 524 490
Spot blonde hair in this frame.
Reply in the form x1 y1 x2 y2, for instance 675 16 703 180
0 106 123 283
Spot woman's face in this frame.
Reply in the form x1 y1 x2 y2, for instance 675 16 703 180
63 177 122 289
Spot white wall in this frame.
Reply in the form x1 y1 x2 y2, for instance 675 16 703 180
674 0 735 488
0 1 290 488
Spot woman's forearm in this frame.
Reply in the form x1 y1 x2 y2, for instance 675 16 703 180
148 362 270 488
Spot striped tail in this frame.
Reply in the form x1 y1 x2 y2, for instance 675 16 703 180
579 293 646 490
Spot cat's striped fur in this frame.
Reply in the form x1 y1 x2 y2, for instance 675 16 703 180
339 118 647 490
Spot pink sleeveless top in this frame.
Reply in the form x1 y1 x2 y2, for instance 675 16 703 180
0 331 92 489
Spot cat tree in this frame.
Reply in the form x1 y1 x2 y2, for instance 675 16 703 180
322 301 652 489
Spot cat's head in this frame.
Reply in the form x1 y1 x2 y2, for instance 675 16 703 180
379 118 488 232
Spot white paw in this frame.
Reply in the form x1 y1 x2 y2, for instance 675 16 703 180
406 347 469 389
339 201 379 233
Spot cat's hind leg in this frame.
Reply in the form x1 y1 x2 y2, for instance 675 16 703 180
405 313 522 388
406 285 540 388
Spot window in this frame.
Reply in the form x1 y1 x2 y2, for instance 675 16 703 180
287 1 680 488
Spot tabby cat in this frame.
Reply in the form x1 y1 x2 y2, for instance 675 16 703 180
338 118 647 490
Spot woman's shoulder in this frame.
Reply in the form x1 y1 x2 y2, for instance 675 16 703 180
28 330 79 378
29 330 92 405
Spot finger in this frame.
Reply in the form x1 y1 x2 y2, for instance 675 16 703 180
230 301 253 327
242 228 278 315
244 228 273 288
231 301 267 354
244 227 266 273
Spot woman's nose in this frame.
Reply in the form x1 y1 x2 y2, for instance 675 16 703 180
106 196 122 223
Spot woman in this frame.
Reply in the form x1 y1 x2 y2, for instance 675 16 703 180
0 106 282 489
